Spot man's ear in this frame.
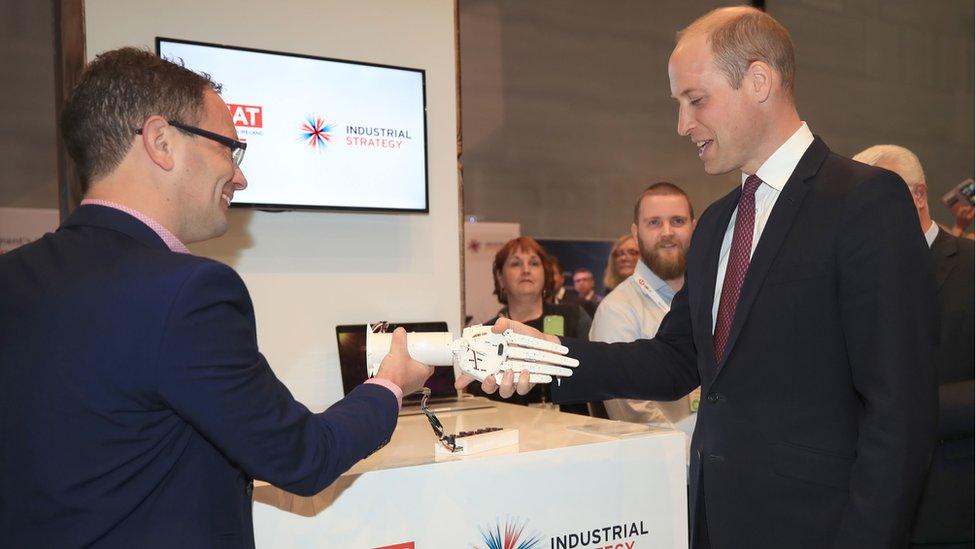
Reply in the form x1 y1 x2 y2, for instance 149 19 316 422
139 116 177 171
747 61 773 103
630 222 639 241
912 183 928 208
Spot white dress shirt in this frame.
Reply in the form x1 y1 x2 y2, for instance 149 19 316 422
712 122 815 332
923 219 939 248
590 260 698 455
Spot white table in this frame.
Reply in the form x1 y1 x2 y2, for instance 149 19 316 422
253 401 688 548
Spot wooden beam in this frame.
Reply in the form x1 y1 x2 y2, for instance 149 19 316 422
52 0 86 221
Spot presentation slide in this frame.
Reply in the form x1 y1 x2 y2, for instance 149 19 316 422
159 39 428 212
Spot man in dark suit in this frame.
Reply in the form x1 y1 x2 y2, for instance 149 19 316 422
853 144 974 547
463 7 937 548
0 48 433 547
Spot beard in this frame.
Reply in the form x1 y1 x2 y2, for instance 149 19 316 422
639 234 687 281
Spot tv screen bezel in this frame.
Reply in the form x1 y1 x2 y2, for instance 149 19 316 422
155 36 430 214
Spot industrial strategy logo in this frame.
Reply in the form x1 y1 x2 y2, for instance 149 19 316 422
299 116 335 150
471 516 651 549
474 517 543 549
298 115 415 153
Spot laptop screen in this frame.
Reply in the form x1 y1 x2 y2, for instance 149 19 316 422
335 322 457 402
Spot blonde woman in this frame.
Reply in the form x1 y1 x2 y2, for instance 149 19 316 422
603 234 639 294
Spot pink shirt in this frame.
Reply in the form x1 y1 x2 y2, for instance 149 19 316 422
80 199 190 254
78 199 403 408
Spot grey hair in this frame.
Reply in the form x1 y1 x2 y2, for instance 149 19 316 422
852 144 926 188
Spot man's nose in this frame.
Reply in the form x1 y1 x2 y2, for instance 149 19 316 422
232 165 248 191
676 105 694 137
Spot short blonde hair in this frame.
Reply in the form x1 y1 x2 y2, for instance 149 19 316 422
678 6 796 99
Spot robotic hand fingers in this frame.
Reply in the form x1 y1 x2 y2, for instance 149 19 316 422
502 360 574 378
503 330 570 354
505 346 578 367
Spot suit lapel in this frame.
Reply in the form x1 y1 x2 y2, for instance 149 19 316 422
715 138 829 370
931 228 959 290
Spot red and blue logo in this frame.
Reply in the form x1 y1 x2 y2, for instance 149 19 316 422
300 116 334 150
477 517 542 549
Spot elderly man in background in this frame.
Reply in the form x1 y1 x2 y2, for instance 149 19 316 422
590 182 699 451
853 144 974 548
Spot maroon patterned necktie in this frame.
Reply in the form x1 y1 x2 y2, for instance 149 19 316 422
713 175 763 366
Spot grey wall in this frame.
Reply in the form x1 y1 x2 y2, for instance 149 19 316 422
773 0 974 224
0 0 58 208
460 0 975 238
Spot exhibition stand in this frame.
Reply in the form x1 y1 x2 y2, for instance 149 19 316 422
253 401 688 548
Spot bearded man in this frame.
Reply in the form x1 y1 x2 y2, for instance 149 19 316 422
590 183 698 451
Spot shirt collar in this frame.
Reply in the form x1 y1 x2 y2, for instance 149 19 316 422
923 219 939 248
635 260 675 299
743 121 815 192
79 199 190 254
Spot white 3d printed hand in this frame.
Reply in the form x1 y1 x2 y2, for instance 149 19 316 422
449 325 578 384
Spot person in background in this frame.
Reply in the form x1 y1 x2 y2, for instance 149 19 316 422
572 268 600 317
0 48 433 547
476 236 591 415
853 144 974 547
603 233 639 293
549 255 578 305
590 183 699 452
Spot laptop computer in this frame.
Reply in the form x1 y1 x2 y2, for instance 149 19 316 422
335 322 495 416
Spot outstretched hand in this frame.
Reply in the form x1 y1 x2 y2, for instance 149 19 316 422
454 317 562 399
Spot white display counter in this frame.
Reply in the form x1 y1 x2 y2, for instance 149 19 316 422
253 401 688 548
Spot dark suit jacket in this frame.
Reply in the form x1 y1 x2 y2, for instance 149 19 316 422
911 228 974 544
552 138 938 549
0 205 398 548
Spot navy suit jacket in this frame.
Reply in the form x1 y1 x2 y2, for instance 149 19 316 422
911 228 974 543
553 138 938 548
0 205 397 548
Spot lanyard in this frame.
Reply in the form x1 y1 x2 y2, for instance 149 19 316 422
633 272 671 312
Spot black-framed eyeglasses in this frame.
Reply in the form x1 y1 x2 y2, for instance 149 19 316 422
136 120 247 166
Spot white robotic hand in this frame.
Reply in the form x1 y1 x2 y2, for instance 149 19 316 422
449 325 578 384
364 323 578 384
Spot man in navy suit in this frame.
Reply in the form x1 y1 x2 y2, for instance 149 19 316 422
0 48 433 548
853 144 974 547
463 7 937 548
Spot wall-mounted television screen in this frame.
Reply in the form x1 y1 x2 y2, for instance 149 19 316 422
157 38 429 213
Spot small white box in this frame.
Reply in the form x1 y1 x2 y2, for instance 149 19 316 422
434 428 519 456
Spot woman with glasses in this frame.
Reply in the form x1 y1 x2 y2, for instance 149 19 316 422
603 234 640 294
